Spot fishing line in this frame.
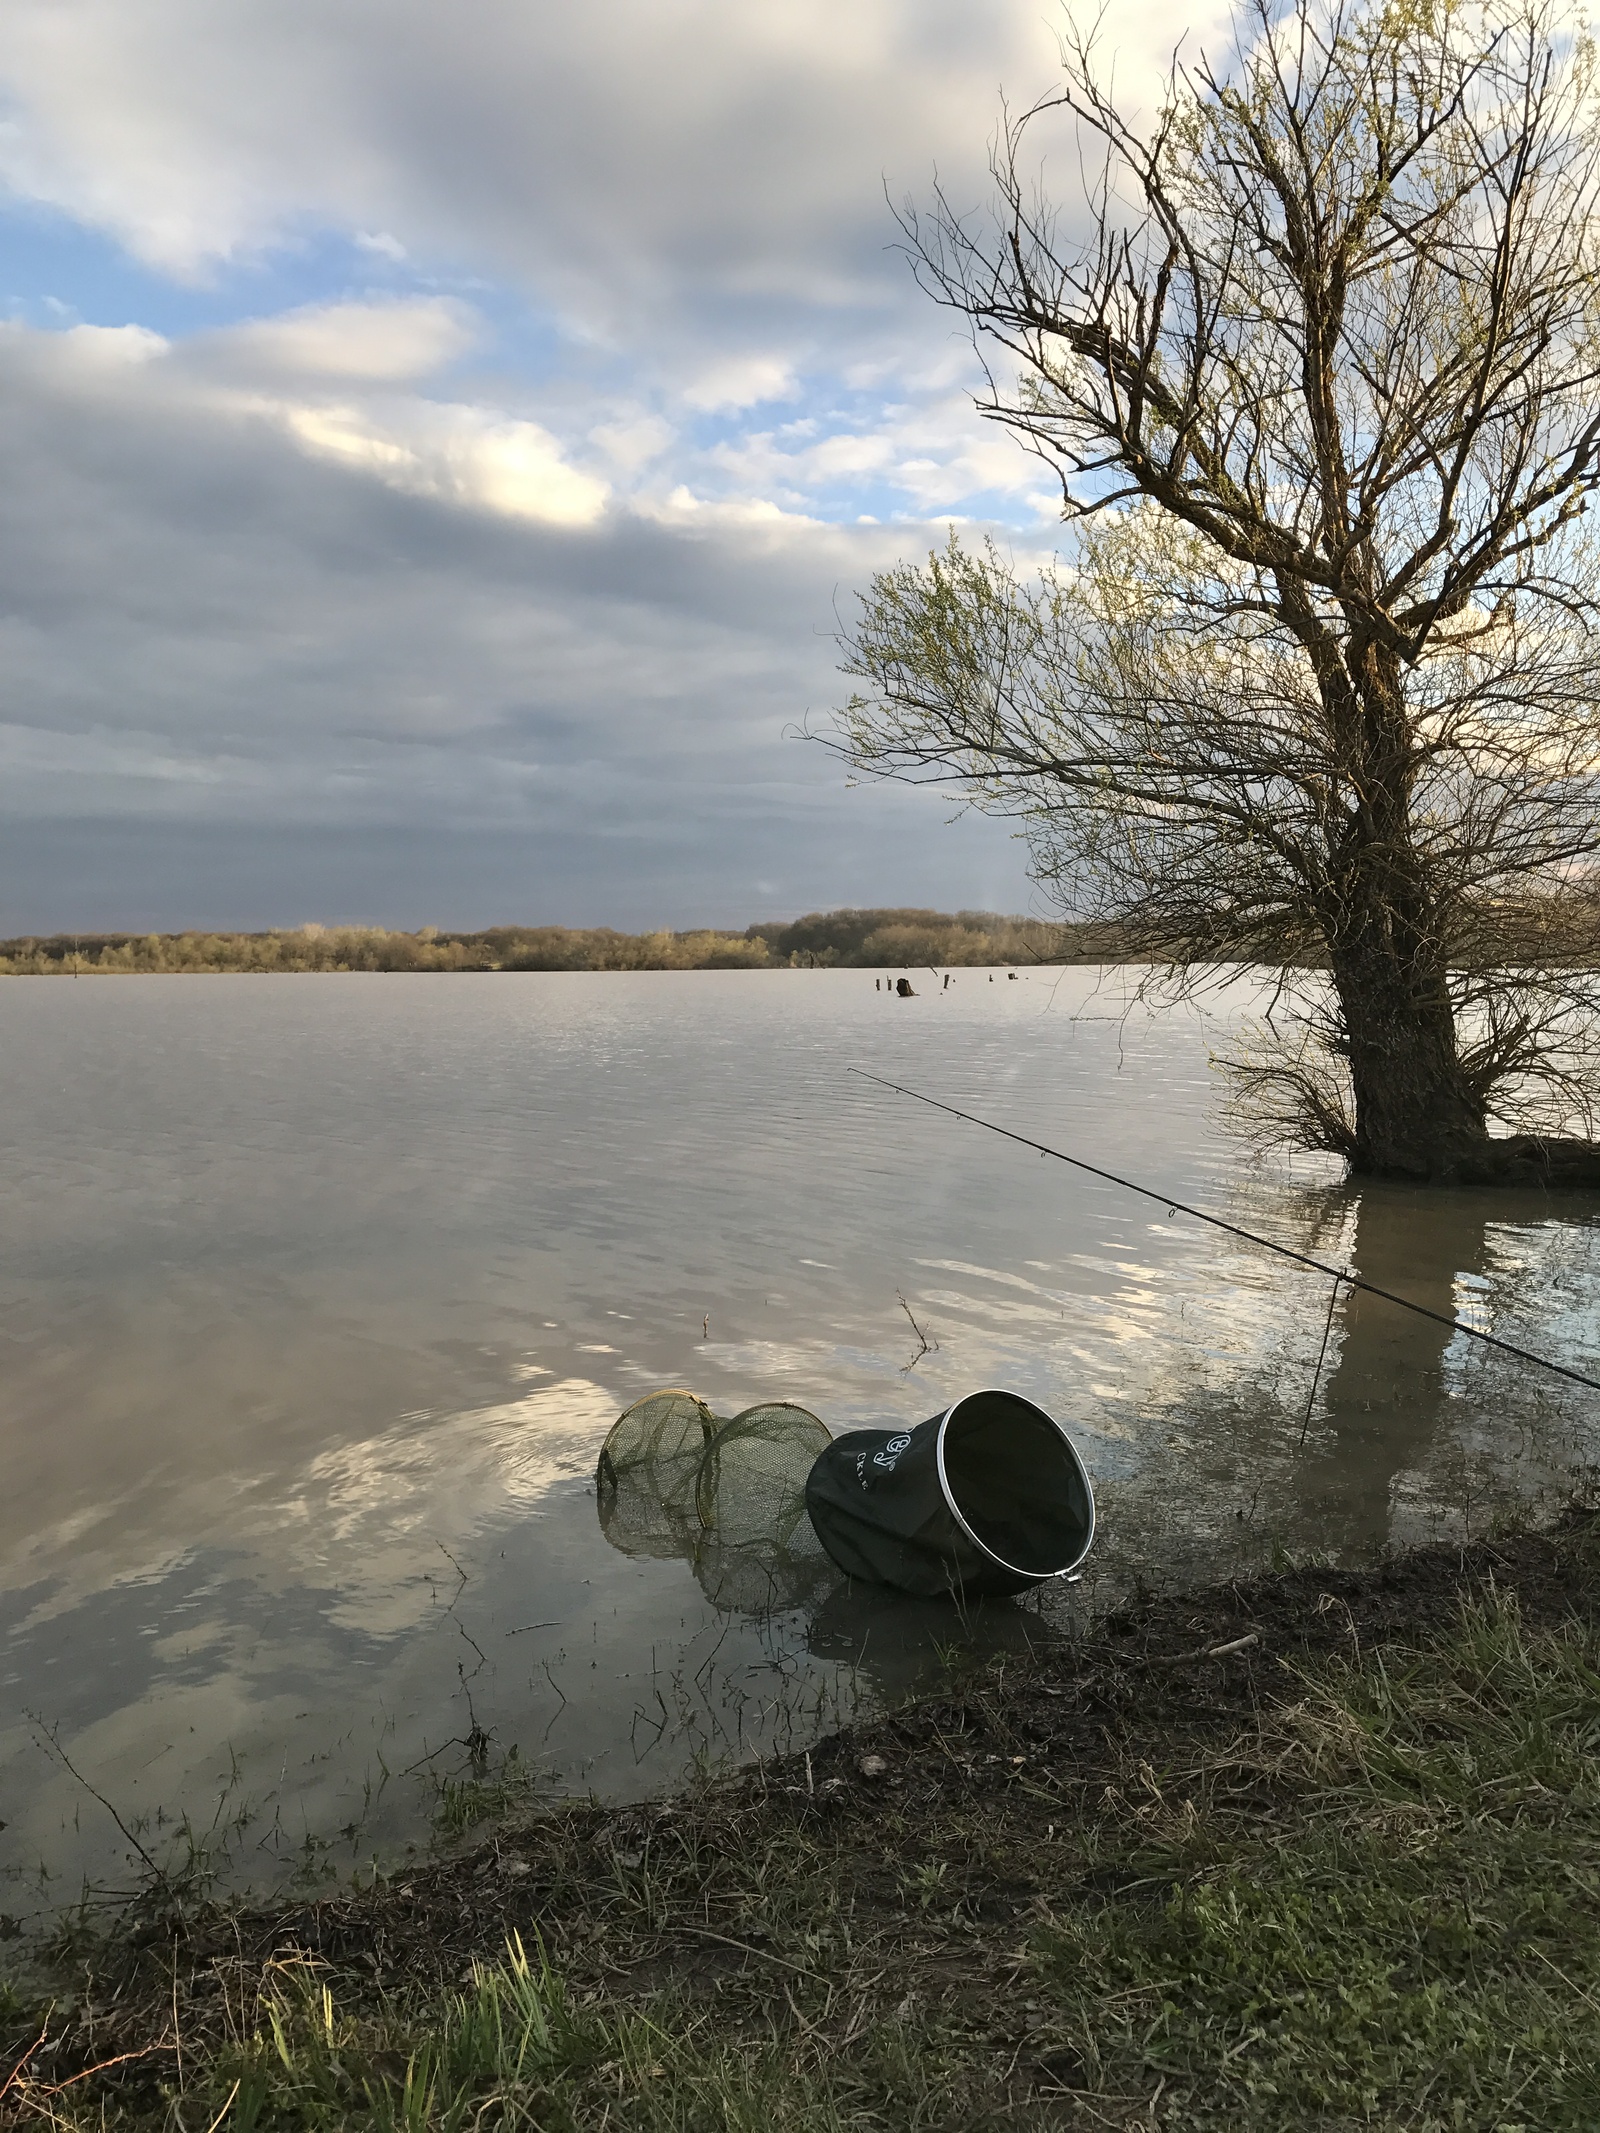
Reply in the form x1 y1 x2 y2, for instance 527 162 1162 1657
848 1066 1600 1395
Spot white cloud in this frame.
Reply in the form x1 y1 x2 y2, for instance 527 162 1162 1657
648 485 816 531
41 298 605 529
448 413 608 525
704 390 1052 513
275 398 609 526
59 322 169 364
683 355 797 412
199 298 477 382
589 414 674 473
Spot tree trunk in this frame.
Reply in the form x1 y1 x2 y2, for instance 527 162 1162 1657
1331 938 1600 1194
1321 643 1501 1179
1331 943 1600 1186
1333 947 1488 1179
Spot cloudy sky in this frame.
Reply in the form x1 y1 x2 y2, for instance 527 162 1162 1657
0 0 1212 932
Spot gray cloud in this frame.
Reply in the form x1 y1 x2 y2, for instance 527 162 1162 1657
0 324 1028 928
0 1 1217 373
0 0 1220 927
2 2 1062 340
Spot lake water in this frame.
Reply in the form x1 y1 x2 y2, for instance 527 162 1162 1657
3 969 1598 1916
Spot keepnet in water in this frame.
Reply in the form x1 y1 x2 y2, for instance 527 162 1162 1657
596 1389 835 1614
803 1388 1095 1599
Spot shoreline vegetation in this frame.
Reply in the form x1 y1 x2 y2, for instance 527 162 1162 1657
5 1510 1597 2128
0 909 1125 977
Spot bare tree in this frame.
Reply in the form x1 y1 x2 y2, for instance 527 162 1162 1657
836 0 1600 1182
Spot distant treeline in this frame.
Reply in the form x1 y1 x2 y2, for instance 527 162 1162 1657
0 909 1128 977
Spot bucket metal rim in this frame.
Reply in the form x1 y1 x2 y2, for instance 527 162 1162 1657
932 1387 1096 1582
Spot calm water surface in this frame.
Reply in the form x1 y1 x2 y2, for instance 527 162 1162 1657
3 969 1597 1911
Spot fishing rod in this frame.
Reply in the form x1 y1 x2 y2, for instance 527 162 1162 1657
849 1066 1600 1396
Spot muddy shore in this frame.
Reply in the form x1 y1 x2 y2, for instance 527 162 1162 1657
6 1510 1598 2128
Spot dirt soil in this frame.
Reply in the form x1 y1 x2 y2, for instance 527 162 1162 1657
8 1512 1598 2125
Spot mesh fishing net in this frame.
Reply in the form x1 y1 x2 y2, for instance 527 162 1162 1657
595 1389 717 1562
693 1399 835 1613
690 1528 838 1616
694 1401 831 1547
596 1390 834 1615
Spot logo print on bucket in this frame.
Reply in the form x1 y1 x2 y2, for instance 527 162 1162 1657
871 1434 913 1472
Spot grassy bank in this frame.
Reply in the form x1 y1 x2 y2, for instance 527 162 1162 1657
0 909 1116 978
5 1515 1598 2129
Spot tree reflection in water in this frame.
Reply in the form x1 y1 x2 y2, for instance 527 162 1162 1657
1295 1181 1600 1553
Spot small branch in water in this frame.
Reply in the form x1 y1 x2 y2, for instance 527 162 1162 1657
703 1314 710 1340
435 1541 469 1613
897 1292 938 1372
28 1714 167 1887
1298 1276 1345 1448
402 1729 490 1778
404 1680 495 1778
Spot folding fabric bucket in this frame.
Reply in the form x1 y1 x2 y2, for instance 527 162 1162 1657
804 1387 1094 1599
